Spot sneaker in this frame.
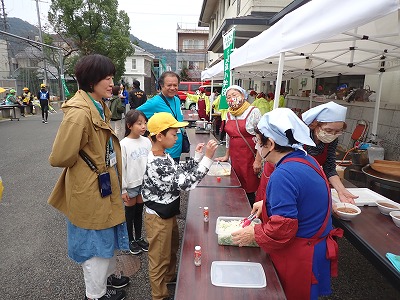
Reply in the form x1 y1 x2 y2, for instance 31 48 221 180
136 238 149 252
85 288 126 300
129 240 142 255
44 120 48 124
107 274 129 289
42 119 45 123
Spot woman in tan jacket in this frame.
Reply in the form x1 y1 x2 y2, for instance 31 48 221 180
48 54 129 300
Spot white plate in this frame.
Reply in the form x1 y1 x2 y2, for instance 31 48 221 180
331 188 392 206
211 261 267 288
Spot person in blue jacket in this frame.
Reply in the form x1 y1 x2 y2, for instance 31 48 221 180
136 71 184 162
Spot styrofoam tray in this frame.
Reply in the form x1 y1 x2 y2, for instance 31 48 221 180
211 261 267 288
331 188 393 206
207 162 232 176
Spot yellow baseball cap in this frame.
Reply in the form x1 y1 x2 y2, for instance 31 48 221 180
40 83 46 88
147 112 188 136
23 87 29 91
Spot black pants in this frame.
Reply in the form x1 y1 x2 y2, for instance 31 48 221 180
125 203 144 242
40 100 49 120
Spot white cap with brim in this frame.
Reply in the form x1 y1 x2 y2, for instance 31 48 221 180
302 101 347 125
258 108 316 151
226 85 248 99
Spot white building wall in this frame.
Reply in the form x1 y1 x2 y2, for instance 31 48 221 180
0 40 10 79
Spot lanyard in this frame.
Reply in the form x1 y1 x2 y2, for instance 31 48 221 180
86 92 114 153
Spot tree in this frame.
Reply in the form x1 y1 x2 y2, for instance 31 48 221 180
48 0 133 81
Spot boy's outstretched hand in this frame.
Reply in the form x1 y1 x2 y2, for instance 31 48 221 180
204 140 218 159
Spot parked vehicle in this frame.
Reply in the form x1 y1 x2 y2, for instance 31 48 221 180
177 82 202 101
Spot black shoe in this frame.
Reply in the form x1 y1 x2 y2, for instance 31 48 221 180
107 274 129 289
42 119 45 123
85 288 126 300
136 238 149 252
129 240 142 255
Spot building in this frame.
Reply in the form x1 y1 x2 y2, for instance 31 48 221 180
176 23 209 81
0 39 11 79
122 44 155 95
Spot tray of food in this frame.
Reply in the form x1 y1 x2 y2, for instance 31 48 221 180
330 188 393 206
207 162 232 176
215 216 261 247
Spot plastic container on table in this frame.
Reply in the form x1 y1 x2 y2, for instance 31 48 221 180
367 145 384 164
211 261 267 288
215 216 261 247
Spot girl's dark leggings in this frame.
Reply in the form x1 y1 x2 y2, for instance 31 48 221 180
125 202 144 241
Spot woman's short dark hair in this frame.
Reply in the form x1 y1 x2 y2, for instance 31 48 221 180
124 109 147 137
158 71 180 87
112 85 120 96
75 54 116 92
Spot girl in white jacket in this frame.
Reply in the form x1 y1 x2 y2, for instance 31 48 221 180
120 110 152 255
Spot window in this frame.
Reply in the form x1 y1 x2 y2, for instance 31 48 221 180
188 61 205 70
131 59 136 70
182 40 205 50
236 0 241 16
221 0 225 19
178 60 188 69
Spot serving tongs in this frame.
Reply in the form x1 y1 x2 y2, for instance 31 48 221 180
241 212 256 228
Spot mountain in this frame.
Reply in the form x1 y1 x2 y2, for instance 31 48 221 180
6 18 176 69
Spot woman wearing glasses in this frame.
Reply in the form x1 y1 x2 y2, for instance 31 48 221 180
302 101 357 203
256 101 357 204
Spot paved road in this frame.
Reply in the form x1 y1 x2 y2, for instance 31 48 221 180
1 111 399 300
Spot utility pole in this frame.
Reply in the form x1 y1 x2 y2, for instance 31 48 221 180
35 0 48 85
0 0 12 77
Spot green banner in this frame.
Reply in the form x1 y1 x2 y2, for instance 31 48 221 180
61 75 70 97
220 27 235 110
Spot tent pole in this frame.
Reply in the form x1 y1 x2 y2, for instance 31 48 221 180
309 75 314 109
274 52 285 109
210 79 214 121
370 72 383 142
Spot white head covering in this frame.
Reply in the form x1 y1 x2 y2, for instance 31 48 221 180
302 101 347 125
226 85 248 99
258 108 316 152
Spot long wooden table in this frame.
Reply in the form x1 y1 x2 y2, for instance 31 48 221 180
186 128 241 188
175 187 286 299
333 179 400 289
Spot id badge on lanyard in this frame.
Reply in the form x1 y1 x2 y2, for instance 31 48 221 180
109 151 117 167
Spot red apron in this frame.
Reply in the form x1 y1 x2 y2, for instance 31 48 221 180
255 162 275 204
305 143 329 166
267 156 343 300
225 108 260 193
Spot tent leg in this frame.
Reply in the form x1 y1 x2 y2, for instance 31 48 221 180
370 72 383 142
274 52 285 110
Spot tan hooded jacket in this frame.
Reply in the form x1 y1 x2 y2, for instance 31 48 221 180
48 90 125 230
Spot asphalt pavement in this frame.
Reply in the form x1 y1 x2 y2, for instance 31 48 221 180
0 110 399 300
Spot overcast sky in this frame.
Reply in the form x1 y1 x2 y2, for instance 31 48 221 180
6 0 205 50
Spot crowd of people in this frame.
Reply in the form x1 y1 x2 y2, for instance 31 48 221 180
47 54 352 300
1 84 52 122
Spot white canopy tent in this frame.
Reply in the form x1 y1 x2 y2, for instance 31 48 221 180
201 0 400 140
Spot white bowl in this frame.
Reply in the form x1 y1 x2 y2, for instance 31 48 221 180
333 203 361 221
389 211 400 228
375 201 400 215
